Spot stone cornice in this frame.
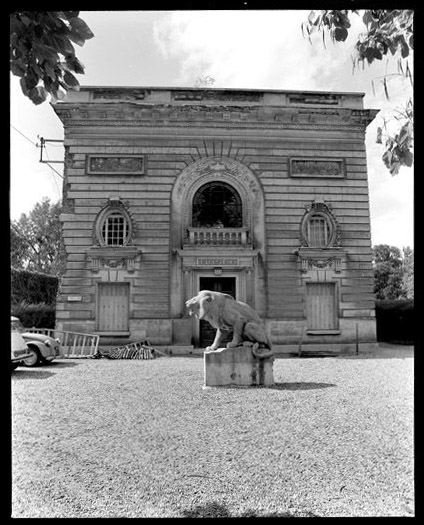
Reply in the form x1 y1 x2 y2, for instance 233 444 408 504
59 119 372 132
53 104 378 131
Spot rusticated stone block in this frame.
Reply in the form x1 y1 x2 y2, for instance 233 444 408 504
204 346 274 387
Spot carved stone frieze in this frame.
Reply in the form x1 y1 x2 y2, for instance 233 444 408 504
289 93 340 105
92 88 146 100
290 158 345 178
87 155 145 175
173 90 261 102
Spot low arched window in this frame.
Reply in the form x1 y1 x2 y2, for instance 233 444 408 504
300 200 340 248
306 213 331 248
192 182 242 228
101 211 129 246
94 199 133 247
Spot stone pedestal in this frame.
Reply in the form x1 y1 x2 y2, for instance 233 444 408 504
204 346 274 387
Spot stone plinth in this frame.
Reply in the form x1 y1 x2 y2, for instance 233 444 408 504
204 346 274 387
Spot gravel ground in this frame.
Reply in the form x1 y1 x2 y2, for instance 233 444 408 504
11 345 414 518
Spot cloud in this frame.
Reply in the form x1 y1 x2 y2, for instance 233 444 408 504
153 10 329 89
154 10 413 249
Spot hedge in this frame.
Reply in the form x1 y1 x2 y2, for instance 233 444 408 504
11 268 59 305
375 299 414 344
11 302 56 329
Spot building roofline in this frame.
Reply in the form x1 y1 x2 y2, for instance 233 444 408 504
77 85 366 98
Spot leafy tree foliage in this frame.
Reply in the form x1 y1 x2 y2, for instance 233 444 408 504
10 198 66 276
402 246 414 299
10 11 94 105
372 244 413 299
302 10 413 176
11 268 59 305
10 226 28 269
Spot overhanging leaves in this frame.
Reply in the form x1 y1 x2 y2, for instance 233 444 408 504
302 9 414 176
10 11 94 105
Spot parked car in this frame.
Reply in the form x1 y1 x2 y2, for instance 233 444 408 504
12 319 61 367
11 316 32 370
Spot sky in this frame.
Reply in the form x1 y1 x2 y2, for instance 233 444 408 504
10 10 414 249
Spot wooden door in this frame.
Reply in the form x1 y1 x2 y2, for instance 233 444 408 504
97 282 130 332
199 277 236 347
306 282 337 330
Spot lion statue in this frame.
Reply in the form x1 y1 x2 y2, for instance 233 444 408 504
185 290 273 358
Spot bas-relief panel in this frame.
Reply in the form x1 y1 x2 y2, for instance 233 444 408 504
289 158 345 178
87 155 145 175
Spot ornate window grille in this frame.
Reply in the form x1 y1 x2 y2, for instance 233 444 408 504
101 212 129 246
296 199 343 273
192 182 243 228
93 198 134 247
300 200 340 249
307 214 331 248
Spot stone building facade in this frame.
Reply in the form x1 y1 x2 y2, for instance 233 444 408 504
52 86 379 354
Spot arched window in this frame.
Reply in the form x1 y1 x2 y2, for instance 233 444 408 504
300 200 340 249
94 199 133 247
192 182 242 228
306 213 331 248
101 211 129 246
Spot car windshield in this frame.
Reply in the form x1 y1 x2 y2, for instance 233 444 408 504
11 319 25 333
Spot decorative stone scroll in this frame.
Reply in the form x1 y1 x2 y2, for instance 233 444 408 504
289 158 345 178
87 155 145 175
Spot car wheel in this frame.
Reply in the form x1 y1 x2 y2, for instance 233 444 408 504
22 347 41 367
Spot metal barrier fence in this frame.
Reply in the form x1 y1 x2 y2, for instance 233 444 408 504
25 328 100 358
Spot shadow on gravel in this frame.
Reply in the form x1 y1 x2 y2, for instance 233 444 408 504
215 382 336 391
11 360 81 379
181 501 318 518
269 382 336 391
11 369 56 380
48 360 82 368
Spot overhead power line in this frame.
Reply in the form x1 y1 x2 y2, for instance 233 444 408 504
44 148 63 194
11 124 65 181
10 124 38 147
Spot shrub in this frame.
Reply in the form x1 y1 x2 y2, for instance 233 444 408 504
11 268 59 305
11 302 56 329
375 299 414 344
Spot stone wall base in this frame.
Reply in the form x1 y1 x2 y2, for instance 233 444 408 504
273 341 379 357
